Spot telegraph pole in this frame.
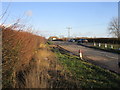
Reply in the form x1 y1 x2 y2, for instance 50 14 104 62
66 27 72 39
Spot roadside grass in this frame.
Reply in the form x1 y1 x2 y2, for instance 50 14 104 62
51 47 120 88
47 41 53 45
20 45 80 88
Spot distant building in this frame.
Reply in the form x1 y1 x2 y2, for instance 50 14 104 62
52 37 57 40
48 36 58 41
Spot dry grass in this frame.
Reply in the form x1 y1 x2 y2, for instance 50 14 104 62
2 25 77 88
2 25 46 88
3 27 45 68
14 45 65 88
15 45 76 88
23 48 56 88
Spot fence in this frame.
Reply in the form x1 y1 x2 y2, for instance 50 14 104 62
93 42 120 50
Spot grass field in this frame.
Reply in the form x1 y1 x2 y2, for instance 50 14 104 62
51 46 120 88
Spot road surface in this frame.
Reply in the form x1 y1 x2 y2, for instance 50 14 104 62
52 41 120 74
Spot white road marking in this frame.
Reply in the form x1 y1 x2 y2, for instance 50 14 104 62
105 55 118 59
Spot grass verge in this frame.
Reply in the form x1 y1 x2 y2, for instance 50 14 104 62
51 46 120 88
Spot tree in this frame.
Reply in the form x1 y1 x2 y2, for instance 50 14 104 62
108 17 120 38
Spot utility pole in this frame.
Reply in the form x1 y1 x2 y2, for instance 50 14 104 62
66 27 72 39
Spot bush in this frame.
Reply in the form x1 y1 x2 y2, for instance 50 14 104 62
2 26 46 88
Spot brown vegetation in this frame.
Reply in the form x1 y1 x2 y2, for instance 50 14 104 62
2 26 46 88
2 25 74 88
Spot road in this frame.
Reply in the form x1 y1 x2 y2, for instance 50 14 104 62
52 41 120 74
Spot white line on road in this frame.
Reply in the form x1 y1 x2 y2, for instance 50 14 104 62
105 55 118 59
97 52 118 59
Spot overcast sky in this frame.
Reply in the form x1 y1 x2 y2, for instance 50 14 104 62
2 2 118 38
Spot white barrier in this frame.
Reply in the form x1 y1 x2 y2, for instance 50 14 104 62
111 45 113 49
99 43 101 47
92 42 119 50
79 49 83 60
105 43 107 48
94 42 96 46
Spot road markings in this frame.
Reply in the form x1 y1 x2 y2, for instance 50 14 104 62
105 55 118 59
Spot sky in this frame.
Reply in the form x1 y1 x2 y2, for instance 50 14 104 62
1 2 118 38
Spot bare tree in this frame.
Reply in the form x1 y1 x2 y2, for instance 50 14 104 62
108 17 120 38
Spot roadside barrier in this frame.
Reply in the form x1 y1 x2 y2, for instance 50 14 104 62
111 45 113 49
94 42 96 46
99 43 101 47
79 49 83 60
105 43 107 48
93 43 115 49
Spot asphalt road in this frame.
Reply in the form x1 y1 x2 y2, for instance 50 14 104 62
52 41 120 74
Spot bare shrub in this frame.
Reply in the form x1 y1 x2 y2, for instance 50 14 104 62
2 25 78 88
23 48 56 88
2 25 46 88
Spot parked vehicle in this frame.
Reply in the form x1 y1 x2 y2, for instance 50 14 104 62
68 39 76 42
77 39 88 43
